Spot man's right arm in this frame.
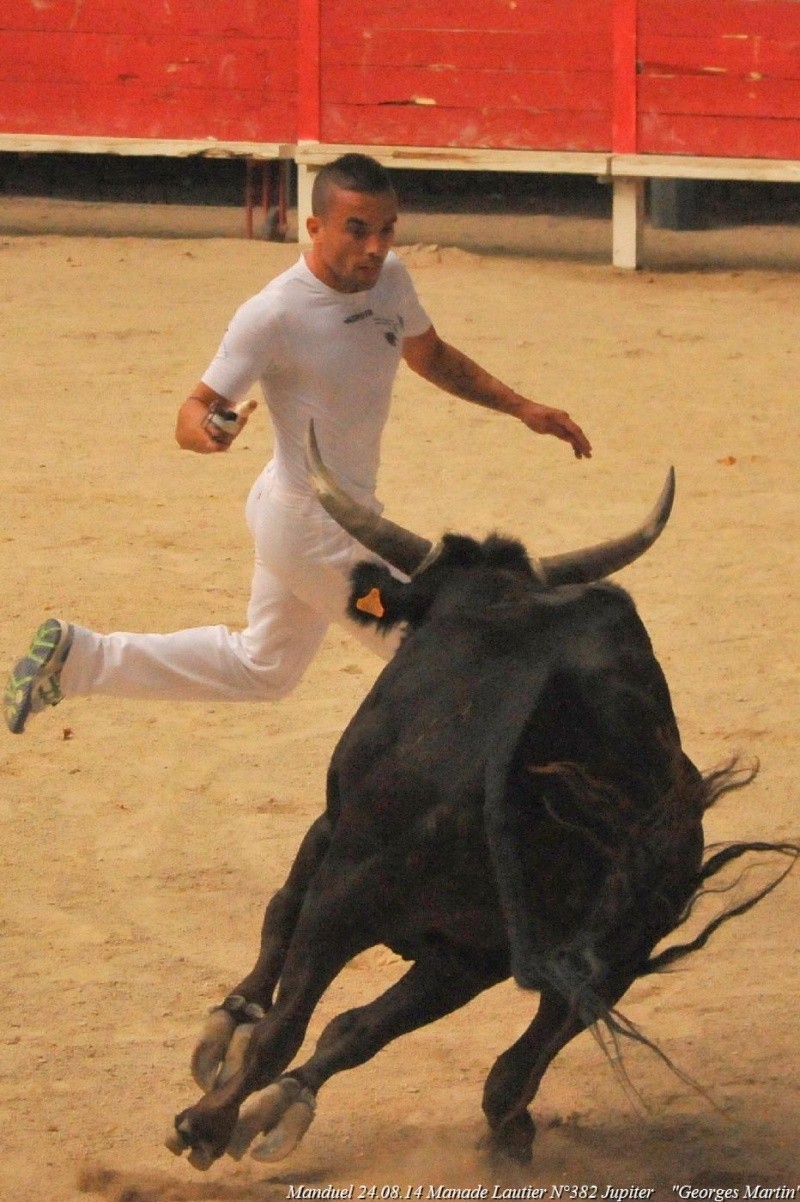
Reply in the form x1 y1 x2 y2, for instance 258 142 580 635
178 293 274 453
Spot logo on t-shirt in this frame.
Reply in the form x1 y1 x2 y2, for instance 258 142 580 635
375 313 404 347
343 309 405 346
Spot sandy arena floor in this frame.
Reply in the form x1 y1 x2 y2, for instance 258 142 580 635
0 200 798 1202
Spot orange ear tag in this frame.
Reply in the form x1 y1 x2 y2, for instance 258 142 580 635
355 588 385 618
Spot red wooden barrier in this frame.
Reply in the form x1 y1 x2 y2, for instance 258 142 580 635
638 0 800 159
318 0 614 150
298 0 322 141
0 0 297 142
1 0 799 226
613 0 638 152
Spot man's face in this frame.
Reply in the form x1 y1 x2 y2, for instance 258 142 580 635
306 186 398 293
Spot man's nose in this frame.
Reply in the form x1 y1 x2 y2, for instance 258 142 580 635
365 232 389 256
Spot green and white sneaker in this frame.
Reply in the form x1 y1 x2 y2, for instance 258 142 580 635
4 619 74 734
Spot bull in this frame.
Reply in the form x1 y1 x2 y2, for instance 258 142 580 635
167 425 797 1170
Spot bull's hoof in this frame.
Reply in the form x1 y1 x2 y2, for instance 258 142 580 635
165 1104 240 1172
481 1111 536 1167
166 1079 315 1169
251 1095 315 1162
164 1118 218 1171
228 1078 316 1163
191 1008 238 1091
191 996 266 1091
164 1126 188 1157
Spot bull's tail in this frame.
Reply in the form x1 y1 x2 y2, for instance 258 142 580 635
643 759 799 973
484 753 799 1086
483 753 631 1015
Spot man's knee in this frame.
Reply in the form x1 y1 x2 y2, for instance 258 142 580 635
236 632 317 701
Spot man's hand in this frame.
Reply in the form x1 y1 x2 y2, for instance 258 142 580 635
176 384 257 454
202 398 258 445
518 400 592 460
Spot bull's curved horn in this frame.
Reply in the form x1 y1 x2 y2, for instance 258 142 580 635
534 467 675 587
307 421 674 586
305 422 433 576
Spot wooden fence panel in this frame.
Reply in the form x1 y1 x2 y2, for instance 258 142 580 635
638 0 800 158
0 1 297 142
318 0 614 150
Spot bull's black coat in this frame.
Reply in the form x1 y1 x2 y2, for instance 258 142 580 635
344 541 701 1001
171 533 797 1169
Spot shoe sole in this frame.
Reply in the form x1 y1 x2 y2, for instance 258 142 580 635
4 619 71 734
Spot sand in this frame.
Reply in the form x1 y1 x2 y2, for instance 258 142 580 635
0 201 798 1202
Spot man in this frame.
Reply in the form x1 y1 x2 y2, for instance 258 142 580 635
4 153 591 735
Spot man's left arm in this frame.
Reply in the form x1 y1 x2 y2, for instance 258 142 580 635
403 325 592 460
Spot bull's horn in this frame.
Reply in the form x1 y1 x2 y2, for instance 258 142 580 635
305 422 433 576
534 467 675 586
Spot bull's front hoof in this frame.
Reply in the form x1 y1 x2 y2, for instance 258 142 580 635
165 1105 239 1172
164 1119 217 1171
165 1079 316 1170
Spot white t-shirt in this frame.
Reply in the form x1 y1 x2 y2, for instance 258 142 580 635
202 252 431 504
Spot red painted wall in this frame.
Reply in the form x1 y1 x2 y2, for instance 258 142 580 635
1 1 799 161
0 0 297 142
638 1 800 158
319 0 614 150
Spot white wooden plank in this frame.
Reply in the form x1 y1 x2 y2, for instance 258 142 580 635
612 177 645 270
612 154 800 183
0 133 293 159
295 142 610 175
296 161 319 242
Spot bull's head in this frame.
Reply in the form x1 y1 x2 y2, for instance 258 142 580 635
305 422 674 587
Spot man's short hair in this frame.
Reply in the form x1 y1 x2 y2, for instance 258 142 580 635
311 153 396 217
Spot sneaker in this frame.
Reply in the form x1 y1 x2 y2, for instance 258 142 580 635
4 619 74 734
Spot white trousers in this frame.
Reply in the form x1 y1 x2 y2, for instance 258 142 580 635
61 468 400 702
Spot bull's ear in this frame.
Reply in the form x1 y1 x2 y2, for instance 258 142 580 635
348 562 432 628
348 564 401 627
354 587 385 619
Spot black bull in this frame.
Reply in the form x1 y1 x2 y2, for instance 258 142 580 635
168 431 797 1170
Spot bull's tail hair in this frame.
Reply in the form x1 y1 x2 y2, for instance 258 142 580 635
696 756 761 811
642 755 799 972
598 830 799 1106
515 941 720 1116
590 1003 722 1116
519 756 799 983
643 838 799 974
487 752 799 1107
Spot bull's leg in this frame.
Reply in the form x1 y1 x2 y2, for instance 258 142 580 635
237 814 334 1004
481 973 633 1165
169 857 378 1170
171 941 368 1169
233 945 508 1163
192 814 333 1091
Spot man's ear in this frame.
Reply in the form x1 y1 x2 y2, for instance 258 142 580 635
306 214 321 240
